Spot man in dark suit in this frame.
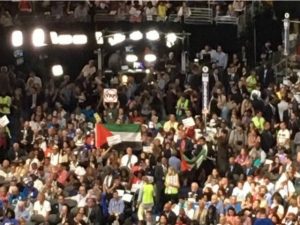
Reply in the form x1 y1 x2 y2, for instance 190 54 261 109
19 121 33 152
259 63 275 89
161 202 177 225
154 157 167 213
6 142 27 162
283 103 299 125
86 197 104 225
243 160 256 177
226 157 243 183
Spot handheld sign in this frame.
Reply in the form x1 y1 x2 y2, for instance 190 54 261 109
103 89 118 103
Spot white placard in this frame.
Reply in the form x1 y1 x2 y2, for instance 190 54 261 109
0 116 9 127
107 135 122 146
182 117 195 127
116 189 125 197
195 129 202 140
122 193 133 202
103 89 118 103
143 146 153 154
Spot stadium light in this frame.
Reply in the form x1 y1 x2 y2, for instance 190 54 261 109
50 31 59 44
32 28 45 47
126 54 138 63
146 30 160 41
73 34 87 45
108 33 126 46
11 30 23 47
129 31 143 41
121 75 128 84
166 33 177 48
52 65 63 77
58 35 73 45
144 54 157 63
95 31 104 44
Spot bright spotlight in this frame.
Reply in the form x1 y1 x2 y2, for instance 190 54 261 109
166 33 177 48
126 54 138 63
50 31 59 44
121 75 128 84
52 65 63 77
129 31 143 41
11 30 23 47
108 33 126 46
58 34 73 45
32 28 45 47
145 69 150 74
146 30 160 41
73 35 87 45
144 54 157 63
95 31 104 44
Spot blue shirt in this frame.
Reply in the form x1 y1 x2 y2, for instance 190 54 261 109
21 186 38 200
108 198 125 215
254 218 273 225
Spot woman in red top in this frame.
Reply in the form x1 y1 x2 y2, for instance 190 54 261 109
18 0 32 12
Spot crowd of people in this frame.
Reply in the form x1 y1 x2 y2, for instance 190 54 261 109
0 0 250 26
0 1 298 225
0 32 299 225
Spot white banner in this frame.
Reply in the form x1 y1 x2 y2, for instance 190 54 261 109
103 89 118 103
107 135 122 146
0 116 9 127
182 117 195 127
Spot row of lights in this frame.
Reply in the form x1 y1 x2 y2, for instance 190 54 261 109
11 28 88 47
95 30 178 47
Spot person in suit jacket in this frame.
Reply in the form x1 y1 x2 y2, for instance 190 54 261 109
259 63 275 89
6 142 27 162
226 157 244 183
243 160 256 178
161 202 177 225
86 196 104 225
19 121 33 152
154 157 167 213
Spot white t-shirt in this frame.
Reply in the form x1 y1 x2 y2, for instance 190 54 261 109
33 200 51 217
50 153 59 166
120 154 138 168
81 65 96 78
232 187 246 202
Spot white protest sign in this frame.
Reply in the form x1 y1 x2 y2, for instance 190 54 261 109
0 116 9 127
103 89 118 103
107 135 122 146
182 117 195 128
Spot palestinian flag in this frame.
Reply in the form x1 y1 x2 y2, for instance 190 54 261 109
180 147 208 171
95 123 142 149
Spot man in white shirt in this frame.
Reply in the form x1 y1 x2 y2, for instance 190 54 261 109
212 45 228 69
79 60 96 79
27 71 42 88
68 185 88 208
120 147 138 169
31 193 51 223
277 122 290 149
277 98 289 122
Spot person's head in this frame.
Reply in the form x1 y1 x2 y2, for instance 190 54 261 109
191 182 199 192
227 207 236 216
79 186 86 196
257 208 267 219
163 202 172 212
87 197 96 208
280 122 286 130
58 194 65 205
217 45 223 53
167 167 176 175
126 147 133 156
37 193 45 203
113 191 119 200
159 215 168 225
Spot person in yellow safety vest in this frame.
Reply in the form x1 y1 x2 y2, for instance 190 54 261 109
176 94 189 118
251 111 265 132
246 70 258 93
0 94 11 116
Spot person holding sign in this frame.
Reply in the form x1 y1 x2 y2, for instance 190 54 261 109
103 101 120 124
